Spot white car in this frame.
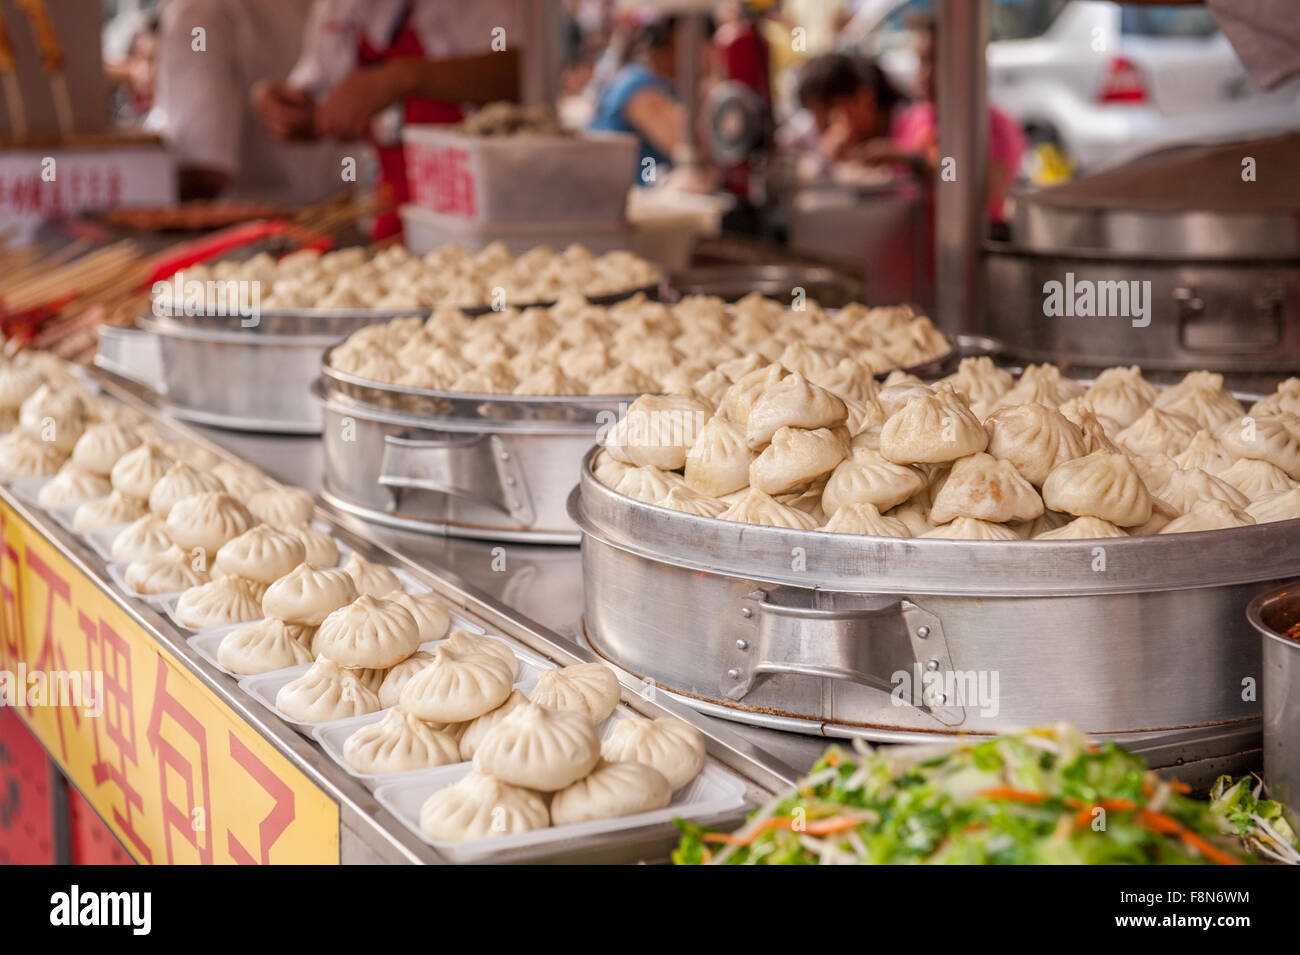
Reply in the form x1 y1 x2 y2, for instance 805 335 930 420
851 0 1300 174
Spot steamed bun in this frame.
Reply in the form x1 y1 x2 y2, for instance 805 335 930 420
342 708 460 775
472 700 601 791
419 771 549 842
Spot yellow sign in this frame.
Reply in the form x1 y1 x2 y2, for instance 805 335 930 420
0 497 339 864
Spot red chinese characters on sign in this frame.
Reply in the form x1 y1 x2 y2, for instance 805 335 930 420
409 145 477 217
0 510 26 676
146 657 214 865
23 549 80 760
0 164 124 216
82 612 152 864
227 733 296 865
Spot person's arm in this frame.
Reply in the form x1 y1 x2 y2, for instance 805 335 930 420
394 49 521 105
622 85 685 158
315 50 521 141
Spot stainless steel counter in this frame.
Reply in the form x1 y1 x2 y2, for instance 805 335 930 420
190 425 835 774
188 423 1272 784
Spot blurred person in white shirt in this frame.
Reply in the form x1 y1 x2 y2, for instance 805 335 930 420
149 0 344 203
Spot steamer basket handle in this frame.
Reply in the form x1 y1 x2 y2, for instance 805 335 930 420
378 432 536 524
725 590 966 727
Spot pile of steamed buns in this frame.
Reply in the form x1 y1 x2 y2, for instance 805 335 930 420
328 293 951 396
595 357 1300 539
159 243 662 313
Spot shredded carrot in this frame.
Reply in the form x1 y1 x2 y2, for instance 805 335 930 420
700 814 865 846
803 816 868 836
1179 829 1242 866
979 787 1047 804
1137 808 1242 866
1169 780 1191 794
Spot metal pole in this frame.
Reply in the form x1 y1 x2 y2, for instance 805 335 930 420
675 13 705 168
521 0 563 107
935 0 989 335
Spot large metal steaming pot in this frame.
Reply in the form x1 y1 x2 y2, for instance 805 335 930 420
314 354 628 544
986 135 1300 380
571 452 1300 743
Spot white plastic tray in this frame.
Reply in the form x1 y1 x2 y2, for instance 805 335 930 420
315 695 625 790
186 604 491 679
158 557 427 633
84 524 128 563
239 638 550 736
374 758 748 863
6 475 53 511
104 559 187 611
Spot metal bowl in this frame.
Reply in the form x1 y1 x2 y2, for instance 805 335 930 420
1247 586 1300 814
666 265 864 308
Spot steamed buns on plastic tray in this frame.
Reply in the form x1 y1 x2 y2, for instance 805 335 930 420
594 358 1300 540
327 292 951 397
0 353 723 857
155 242 661 314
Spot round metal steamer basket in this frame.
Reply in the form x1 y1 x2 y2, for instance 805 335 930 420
106 284 661 434
314 353 628 544
1247 586 1300 815
313 330 959 544
571 452 1300 742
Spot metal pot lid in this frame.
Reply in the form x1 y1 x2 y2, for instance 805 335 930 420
1011 133 1300 260
1012 202 1300 260
572 449 1300 598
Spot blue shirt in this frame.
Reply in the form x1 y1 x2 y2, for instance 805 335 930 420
590 63 675 186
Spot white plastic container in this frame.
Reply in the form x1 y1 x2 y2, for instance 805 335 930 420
402 127 637 223
104 560 186 611
400 204 633 256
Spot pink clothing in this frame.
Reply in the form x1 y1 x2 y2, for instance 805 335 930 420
891 102 1026 220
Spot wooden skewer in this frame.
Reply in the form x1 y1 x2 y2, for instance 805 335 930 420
15 0 71 139
0 11 26 140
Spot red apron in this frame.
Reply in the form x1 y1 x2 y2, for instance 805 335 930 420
357 2 463 239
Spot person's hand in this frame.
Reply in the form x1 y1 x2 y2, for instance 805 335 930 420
252 81 316 141
315 60 413 141
660 164 717 195
856 138 913 167
820 106 856 163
